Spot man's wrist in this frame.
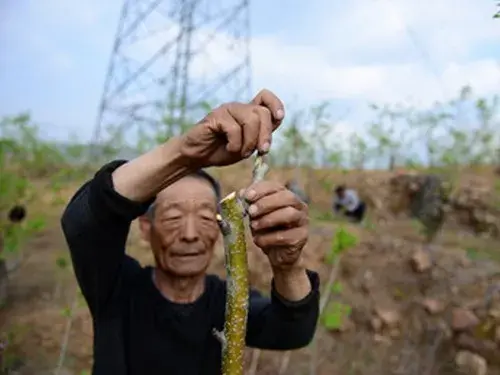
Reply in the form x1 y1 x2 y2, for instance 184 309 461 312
272 264 311 302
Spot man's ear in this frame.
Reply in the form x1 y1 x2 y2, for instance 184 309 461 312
138 215 152 243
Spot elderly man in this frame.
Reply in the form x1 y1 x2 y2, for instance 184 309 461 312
61 90 320 375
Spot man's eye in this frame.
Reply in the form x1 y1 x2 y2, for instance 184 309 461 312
199 214 216 222
163 216 181 222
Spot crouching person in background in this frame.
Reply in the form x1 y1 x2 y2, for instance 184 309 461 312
333 185 366 223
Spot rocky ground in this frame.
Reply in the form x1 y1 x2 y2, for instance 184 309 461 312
1 164 500 375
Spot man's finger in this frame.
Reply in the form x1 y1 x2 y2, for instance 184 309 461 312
240 108 260 158
219 110 243 153
226 103 260 157
241 181 284 203
250 89 285 129
254 105 273 154
250 206 304 231
247 189 302 219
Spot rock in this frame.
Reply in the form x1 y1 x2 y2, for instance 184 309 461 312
361 270 375 293
455 350 487 375
374 306 401 328
410 248 432 273
455 333 500 365
451 308 480 332
370 317 383 332
422 298 445 315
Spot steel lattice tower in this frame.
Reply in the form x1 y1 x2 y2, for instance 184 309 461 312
90 0 252 155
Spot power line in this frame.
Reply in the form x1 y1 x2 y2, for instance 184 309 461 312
383 0 449 102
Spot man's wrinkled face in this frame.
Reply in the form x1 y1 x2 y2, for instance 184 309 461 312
142 176 220 277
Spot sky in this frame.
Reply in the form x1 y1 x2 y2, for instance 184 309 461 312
0 0 499 145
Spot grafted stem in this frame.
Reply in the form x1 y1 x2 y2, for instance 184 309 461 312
215 154 269 375
216 192 248 375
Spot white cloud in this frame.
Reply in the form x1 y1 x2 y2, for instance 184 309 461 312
21 0 500 109
2 0 499 144
60 0 500 144
317 0 500 61
172 31 499 109
178 0 500 108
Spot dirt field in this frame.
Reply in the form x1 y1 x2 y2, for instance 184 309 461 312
2 162 500 375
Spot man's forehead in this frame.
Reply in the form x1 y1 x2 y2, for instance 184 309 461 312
156 176 217 206
154 198 216 213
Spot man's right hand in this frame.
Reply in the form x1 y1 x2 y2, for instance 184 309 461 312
179 89 285 168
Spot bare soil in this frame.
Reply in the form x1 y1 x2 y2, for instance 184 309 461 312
2 164 500 375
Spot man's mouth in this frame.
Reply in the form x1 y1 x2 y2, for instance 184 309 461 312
170 251 204 258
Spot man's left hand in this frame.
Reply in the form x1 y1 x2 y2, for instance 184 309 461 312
241 181 309 271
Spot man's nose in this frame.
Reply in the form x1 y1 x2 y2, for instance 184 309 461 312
180 215 200 242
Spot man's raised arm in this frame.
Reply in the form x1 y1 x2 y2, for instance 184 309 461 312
60 137 193 317
60 89 286 318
